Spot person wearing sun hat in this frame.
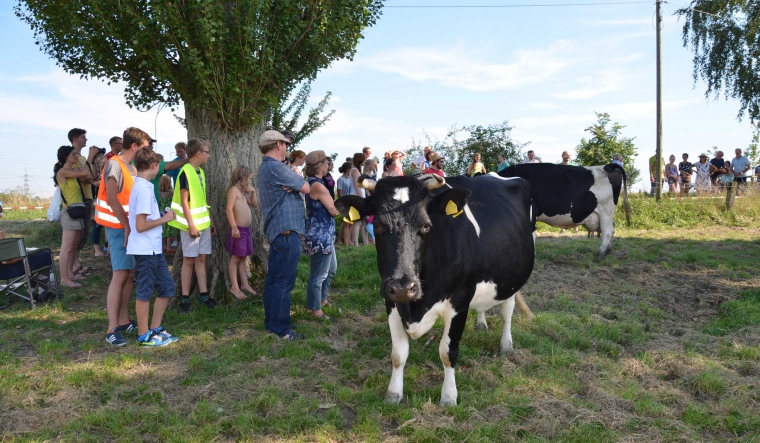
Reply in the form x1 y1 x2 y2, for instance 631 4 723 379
693 152 716 195
428 152 445 177
302 150 340 323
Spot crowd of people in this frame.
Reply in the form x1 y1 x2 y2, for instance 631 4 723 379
648 149 758 197
31 130 760 348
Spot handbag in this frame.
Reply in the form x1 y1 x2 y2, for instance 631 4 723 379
59 176 88 220
47 187 62 222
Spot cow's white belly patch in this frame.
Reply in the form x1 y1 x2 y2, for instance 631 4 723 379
538 213 578 229
469 281 501 312
404 300 450 339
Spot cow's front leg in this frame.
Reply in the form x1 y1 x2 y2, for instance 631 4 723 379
500 294 516 353
439 301 468 406
476 310 488 331
386 307 409 405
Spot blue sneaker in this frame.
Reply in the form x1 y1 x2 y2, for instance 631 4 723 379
137 331 170 347
116 319 138 334
106 330 127 347
152 326 179 343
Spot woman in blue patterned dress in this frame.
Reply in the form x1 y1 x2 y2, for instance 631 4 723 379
302 150 341 322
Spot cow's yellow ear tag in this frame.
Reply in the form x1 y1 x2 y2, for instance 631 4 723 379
446 200 464 218
343 206 361 224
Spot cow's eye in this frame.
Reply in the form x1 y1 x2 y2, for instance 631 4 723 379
420 223 431 234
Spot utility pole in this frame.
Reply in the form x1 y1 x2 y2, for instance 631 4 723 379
23 168 30 197
655 0 663 201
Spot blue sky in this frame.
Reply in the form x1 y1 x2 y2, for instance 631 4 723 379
0 1 755 197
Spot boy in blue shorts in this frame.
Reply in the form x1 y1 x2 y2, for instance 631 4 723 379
127 148 179 346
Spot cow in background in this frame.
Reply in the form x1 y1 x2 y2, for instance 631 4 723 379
336 174 534 406
497 163 631 258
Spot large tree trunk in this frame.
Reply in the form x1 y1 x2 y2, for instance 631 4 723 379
172 106 269 300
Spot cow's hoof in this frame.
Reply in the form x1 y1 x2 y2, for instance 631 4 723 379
476 322 488 331
440 396 457 407
500 341 514 353
384 392 402 405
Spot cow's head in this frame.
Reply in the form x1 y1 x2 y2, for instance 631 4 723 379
335 174 471 303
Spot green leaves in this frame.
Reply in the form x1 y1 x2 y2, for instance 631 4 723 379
575 112 640 187
15 0 383 131
678 1 760 124
405 122 528 176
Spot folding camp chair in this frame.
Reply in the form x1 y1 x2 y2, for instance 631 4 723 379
0 238 62 310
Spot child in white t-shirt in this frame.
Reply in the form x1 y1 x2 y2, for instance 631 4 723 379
127 149 178 347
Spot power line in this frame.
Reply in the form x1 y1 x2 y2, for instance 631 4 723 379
385 1 652 8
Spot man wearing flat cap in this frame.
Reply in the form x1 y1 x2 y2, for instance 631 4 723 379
257 130 310 341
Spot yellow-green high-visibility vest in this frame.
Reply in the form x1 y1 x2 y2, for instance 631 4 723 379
168 164 211 231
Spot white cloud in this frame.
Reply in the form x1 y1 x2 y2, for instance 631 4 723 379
0 71 187 156
357 40 577 92
553 68 627 100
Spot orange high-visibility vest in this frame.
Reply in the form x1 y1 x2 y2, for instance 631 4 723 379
94 156 134 229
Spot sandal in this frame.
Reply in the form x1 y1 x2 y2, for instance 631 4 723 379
313 313 335 323
74 266 94 277
62 281 81 289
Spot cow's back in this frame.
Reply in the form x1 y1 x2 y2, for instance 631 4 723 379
499 164 598 225
423 175 534 300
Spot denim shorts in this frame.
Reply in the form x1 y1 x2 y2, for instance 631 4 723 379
134 254 175 301
106 227 135 271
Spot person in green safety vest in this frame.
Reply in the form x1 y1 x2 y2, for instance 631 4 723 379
167 138 217 313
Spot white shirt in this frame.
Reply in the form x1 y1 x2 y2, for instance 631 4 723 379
127 177 163 255
412 154 427 170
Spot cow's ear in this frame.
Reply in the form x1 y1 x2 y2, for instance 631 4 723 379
428 188 471 217
335 195 375 223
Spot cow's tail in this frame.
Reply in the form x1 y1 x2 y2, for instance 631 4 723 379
622 175 632 228
605 163 632 228
515 292 534 320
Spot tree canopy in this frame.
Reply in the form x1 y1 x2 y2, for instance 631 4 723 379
405 122 529 176
574 112 640 187
677 1 760 124
15 0 383 130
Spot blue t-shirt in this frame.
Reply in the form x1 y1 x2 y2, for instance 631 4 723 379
257 156 307 243
732 155 751 177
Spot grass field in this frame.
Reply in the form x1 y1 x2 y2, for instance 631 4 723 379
1 200 760 442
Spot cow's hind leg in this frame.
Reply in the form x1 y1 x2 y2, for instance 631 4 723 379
597 207 615 259
476 310 488 331
440 302 468 407
500 294 516 353
386 307 409 405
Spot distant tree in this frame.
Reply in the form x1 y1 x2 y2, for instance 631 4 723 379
574 113 640 187
678 1 760 124
405 122 529 176
746 129 760 165
268 81 335 149
14 0 383 296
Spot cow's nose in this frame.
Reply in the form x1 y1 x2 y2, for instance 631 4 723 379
387 280 416 301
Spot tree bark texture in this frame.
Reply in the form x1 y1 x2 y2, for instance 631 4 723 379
172 106 270 300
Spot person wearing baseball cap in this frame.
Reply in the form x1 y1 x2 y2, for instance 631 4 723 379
302 150 340 323
257 130 311 341
428 152 445 177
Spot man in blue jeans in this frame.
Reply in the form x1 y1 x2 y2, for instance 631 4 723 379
257 130 310 341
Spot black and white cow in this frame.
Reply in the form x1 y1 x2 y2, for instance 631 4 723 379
498 163 631 258
335 174 535 406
